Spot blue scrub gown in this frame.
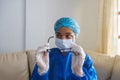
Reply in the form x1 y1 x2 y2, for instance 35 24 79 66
30 48 97 80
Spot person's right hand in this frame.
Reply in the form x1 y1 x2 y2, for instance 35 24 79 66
35 43 49 75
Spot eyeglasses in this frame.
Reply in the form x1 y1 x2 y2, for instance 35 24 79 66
47 35 71 52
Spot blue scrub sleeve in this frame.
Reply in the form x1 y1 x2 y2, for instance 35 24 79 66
70 54 97 80
30 64 48 80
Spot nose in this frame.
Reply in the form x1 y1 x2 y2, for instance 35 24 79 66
61 35 66 39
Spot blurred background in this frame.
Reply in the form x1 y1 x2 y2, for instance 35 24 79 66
0 0 98 53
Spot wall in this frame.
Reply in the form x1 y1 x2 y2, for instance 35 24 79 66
26 0 98 51
26 0 47 50
0 0 98 53
75 0 98 51
0 0 25 53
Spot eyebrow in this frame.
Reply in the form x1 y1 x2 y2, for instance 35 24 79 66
65 32 72 35
56 32 61 34
56 32 73 35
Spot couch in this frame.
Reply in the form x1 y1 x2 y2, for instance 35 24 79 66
0 50 120 80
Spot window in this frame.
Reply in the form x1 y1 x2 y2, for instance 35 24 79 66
118 0 120 36
117 0 120 53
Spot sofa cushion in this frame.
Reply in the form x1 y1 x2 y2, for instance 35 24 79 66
85 50 115 80
26 50 36 75
111 55 120 80
0 52 29 80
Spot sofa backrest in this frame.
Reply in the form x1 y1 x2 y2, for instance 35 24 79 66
27 49 117 80
0 52 29 80
1 49 119 80
111 55 120 80
85 50 115 80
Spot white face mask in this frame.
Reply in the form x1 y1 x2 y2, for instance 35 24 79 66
55 38 73 50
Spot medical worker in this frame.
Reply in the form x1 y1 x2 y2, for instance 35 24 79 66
30 17 97 80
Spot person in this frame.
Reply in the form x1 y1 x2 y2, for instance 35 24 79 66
30 17 97 80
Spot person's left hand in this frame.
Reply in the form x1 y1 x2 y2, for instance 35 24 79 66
71 43 86 77
35 43 50 75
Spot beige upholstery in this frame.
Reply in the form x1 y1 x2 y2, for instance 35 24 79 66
111 55 120 80
0 52 29 80
85 50 115 80
26 50 36 75
0 49 120 80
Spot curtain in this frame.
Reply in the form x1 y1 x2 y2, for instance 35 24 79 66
96 0 118 56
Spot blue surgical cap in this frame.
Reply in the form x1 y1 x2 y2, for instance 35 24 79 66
54 17 80 36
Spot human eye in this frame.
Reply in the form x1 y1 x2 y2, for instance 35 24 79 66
56 34 62 39
66 34 73 39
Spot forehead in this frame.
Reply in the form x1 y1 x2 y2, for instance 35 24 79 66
56 27 74 34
